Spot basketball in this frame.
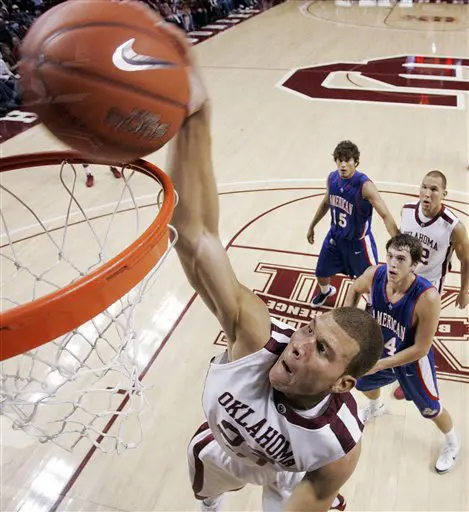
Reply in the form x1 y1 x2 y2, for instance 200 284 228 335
19 0 190 163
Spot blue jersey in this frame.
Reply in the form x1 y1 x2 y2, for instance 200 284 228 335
327 170 373 241
371 265 433 356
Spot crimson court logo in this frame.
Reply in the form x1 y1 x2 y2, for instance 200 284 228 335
279 55 469 108
214 263 469 384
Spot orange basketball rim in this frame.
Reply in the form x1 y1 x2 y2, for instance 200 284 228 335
0 151 175 361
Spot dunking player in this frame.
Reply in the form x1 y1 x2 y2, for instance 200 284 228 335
307 142 398 307
393 170 469 400
164 24 384 512
346 234 460 474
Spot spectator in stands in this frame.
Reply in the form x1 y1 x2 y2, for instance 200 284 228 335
0 17 13 58
1 0 261 117
0 48 20 114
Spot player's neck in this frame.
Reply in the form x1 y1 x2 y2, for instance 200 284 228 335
387 272 416 296
338 169 357 180
283 390 330 410
420 202 442 219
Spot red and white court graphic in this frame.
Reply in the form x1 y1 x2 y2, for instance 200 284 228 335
213 186 469 385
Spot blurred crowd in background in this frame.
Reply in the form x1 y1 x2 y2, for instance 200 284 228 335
0 0 262 115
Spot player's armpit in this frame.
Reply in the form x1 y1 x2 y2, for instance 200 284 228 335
284 442 361 512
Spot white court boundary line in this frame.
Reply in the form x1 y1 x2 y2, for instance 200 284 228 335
298 0 469 33
217 178 469 197
3 179 467 241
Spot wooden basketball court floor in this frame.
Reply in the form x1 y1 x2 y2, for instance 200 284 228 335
1 1 469 510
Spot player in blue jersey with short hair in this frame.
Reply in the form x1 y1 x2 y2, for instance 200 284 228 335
307 141 398 307
346 233 460 474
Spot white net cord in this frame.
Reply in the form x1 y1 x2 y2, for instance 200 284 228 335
0 159 177 453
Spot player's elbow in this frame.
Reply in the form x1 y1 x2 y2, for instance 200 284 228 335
284 484 334 512
414 344 432 360
175 229 202 257
174 230 211 277
458 251 469 267
176 223 216 251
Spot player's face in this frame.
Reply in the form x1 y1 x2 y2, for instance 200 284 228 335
269 313 359 399
386 246 417 282
419 176 446 217
336 158 357 179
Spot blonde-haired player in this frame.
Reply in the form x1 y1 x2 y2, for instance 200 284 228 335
393 170 469 401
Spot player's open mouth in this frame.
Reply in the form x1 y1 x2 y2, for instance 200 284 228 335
388 270 397 277
282 360 292 375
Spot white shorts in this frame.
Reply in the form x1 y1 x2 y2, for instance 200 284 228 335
187 422 304 511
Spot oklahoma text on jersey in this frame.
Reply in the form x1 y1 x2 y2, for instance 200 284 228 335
217 391 296 467
404 231 439 251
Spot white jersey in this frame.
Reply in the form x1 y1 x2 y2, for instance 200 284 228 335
401 201 459 291
202 318 363 474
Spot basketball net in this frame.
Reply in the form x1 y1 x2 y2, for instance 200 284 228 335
0 153 177 453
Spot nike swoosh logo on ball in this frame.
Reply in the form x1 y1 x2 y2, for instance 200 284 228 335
112 38 176 72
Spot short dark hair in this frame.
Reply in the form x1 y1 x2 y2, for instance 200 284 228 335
333 140 360 166
385 233 423 265
332 307 383 378
424 170 447 190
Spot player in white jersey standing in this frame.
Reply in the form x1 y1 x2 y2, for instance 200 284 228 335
393 170 469 400
163 23 384 512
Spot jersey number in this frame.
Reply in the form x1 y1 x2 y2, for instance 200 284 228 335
420 247 430 266
384 337 397 356
332 209 347 228
217 420 270 467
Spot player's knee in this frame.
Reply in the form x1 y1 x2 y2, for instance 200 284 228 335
419 405 441 419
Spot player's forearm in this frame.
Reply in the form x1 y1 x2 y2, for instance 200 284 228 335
310 201 329 229
344 287 362 308
460 256 469 293
383 214 399 238
167 104 219 240
379 344 428 369
284 481 334 512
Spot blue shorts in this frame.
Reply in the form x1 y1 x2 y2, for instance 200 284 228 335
356 352 441 418
316 231 378 279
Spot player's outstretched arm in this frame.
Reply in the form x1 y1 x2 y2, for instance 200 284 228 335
284 442 361 512
344 266 377 307
451 222 469 309
362 181 399 237
165 33 271 353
